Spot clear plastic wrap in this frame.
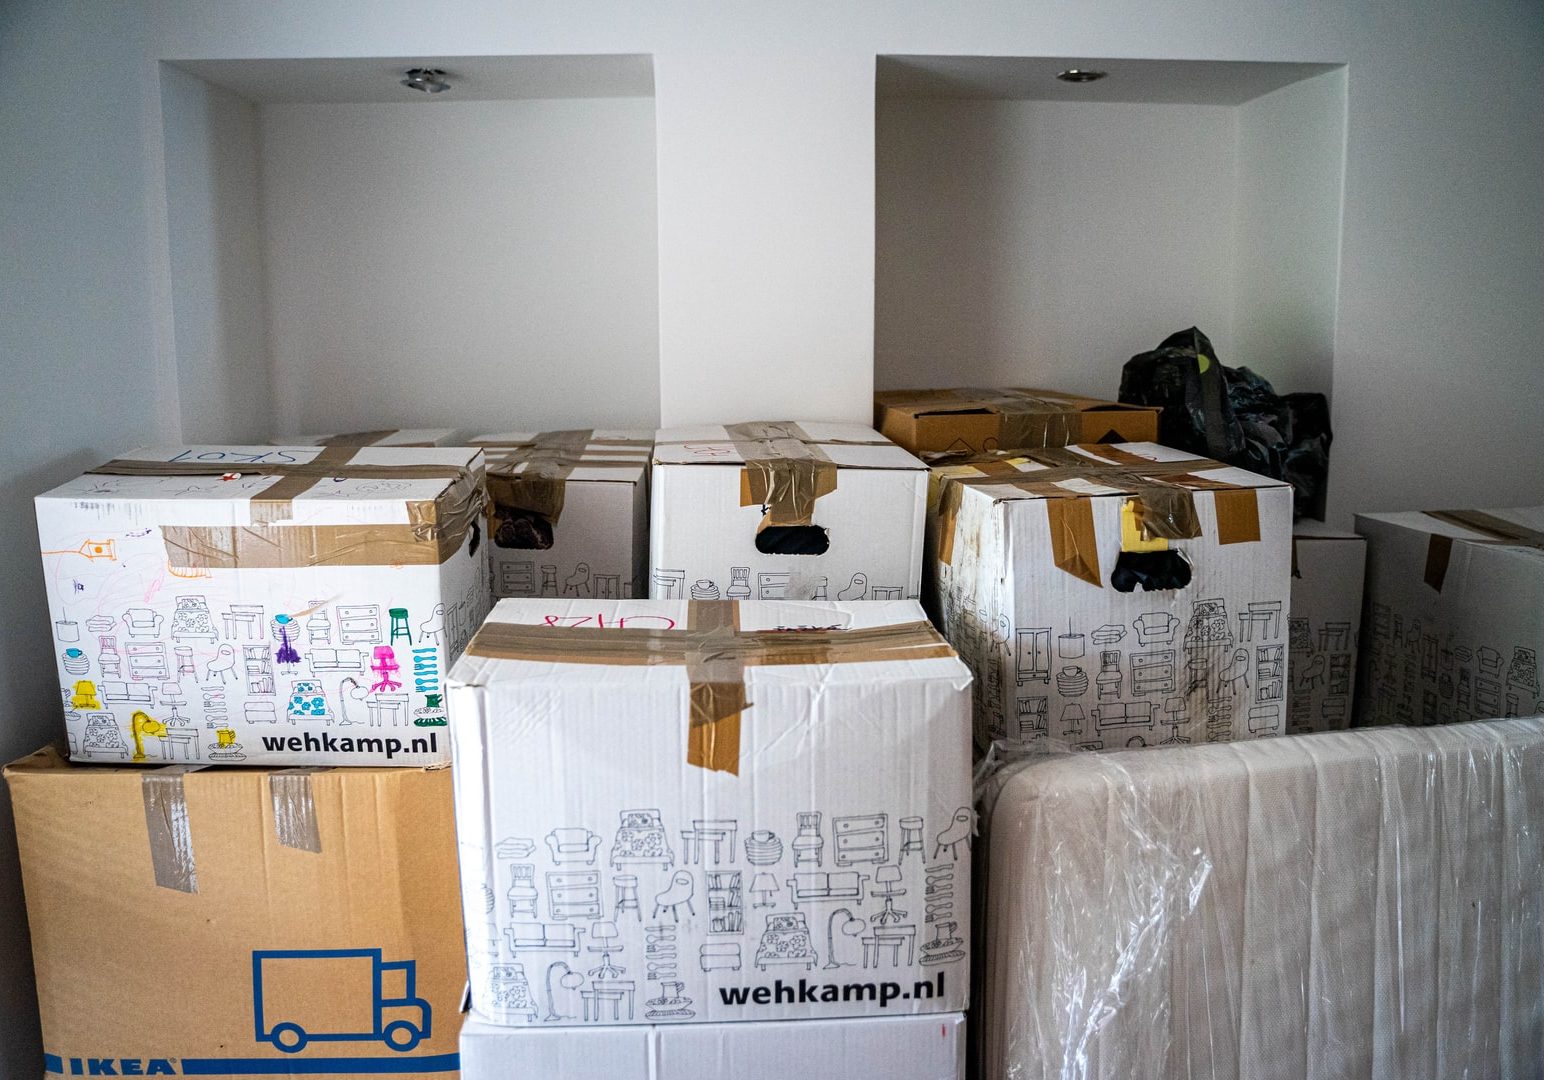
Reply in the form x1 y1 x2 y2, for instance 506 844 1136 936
974 719 1544 1080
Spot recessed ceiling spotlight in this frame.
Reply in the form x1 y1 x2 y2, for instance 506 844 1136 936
402 67 451 93
1056 68 1108 83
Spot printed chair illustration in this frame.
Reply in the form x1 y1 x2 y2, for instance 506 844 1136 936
791 812 823 867
653 872 696 922
587 921 626 978
546 828 602 865
933 807 973 860
121 608 164 639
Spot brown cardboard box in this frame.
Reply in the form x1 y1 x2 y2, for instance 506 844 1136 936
6 748 465 1078
874 387 1160 456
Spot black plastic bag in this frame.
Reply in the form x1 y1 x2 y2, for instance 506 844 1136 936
1118 327 1331 520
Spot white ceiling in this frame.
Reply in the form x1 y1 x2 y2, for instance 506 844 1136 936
168 54 655 104
876 56 1341 106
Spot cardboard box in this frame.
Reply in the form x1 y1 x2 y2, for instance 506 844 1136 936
460 1011 965 1080
975 718 1544 1080
1356 506 1544 726
650 422 927 602
1286 523 1366 732
471 430 652 602
279 429 466 447
927 443 1292 750
6 748 467 1078
36 445 492 766
447 599 973 1026
874 388 1160 457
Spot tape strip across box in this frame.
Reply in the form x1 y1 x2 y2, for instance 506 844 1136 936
36 445 492 766
472 429 652 603
447 598 973 1026
925 442 1292 750
649 421 928 603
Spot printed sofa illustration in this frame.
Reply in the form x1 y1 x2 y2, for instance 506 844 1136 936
505 921 583 956
785 871 869 907
546 828 602 865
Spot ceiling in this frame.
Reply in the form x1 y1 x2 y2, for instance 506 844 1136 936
876 56 1341 106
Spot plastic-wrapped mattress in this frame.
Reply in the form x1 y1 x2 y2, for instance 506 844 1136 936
976 719 1544 1080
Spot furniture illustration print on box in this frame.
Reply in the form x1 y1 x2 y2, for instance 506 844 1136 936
705 871 744 934
755 912 818 971
681 819 736 865
546 871 602 921
548 827 602 865
833 813 888 866
610 810 673 871
506 922 581 956
786 871 869 907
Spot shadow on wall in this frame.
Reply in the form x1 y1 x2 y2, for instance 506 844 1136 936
0 448 106 1079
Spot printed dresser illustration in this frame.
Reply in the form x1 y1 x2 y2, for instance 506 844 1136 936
929 442 1293 750
35 445 492 766
448 598 973 1026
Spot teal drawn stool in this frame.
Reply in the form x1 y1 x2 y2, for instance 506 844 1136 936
388 607 412 645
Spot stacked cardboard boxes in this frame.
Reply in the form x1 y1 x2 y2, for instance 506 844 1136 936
650 422 927 603
447 598 973 1077
1356 505 1544 725
926 443 1293 750
472 429 652 603
875 387 1160 457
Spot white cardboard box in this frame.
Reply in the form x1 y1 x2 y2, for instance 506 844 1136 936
36 445 491 766
459 1010 965 1080
1356 506 1544 725
472 430 651 602
278 428 466 446
1286 523 1366 732
447 599 972 1026
927 443 1293 750
649 422 927 603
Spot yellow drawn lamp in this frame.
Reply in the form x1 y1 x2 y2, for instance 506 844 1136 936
463 600 956 775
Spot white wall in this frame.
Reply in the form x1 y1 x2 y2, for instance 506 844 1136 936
1232 69 1345 397
876 99 1240 399
160 65 274 440
260 98 661 434
2 0 1543 1071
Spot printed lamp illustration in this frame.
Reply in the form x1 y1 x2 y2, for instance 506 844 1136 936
252 949 431 1054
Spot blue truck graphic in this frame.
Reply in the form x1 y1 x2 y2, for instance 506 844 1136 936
252 949 432 1054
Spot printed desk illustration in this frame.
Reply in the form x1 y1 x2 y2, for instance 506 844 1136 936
474 803 969 1027
39 471 489 766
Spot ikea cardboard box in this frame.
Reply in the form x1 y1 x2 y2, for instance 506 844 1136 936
447 599 973 1026
279 429 466 447
6 748 466 1078
460 1011 965 1080
35 445 492 766
875 388 1160 457
1286 523 1366 733
471 430 651 602
1356 506 1544 726
650 422 927 603
927 443 1292 750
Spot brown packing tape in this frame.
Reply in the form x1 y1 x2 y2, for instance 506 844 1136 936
463 607 956 775
1420 509 1544 592
269 771 323 853
142 769 198 893
726 422 841 529
89 455 486 569
684 600 747 774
